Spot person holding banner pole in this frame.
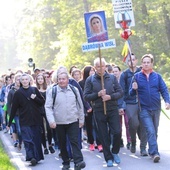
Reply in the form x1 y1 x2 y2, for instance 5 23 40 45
119 54 148 156
84 57 123 167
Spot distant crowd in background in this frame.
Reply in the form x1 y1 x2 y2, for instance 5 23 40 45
0 53 170 169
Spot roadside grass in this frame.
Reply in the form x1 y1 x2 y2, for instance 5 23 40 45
0 140 16 170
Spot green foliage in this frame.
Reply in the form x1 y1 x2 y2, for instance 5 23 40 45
0 141 16 170
0 0 170 85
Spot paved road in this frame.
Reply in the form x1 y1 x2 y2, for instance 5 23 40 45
0 112 170 170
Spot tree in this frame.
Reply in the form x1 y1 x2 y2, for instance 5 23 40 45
1 0 170 84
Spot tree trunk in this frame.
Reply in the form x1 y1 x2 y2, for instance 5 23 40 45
162 2 170 47
141 3 149 42
83 0 89 13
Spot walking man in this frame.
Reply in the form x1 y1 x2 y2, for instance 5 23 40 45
119 53 148 155
129 54 170 162
84 57 123 167
45 71 86 170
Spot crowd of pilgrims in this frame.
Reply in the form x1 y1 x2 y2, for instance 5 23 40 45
0 65 123 166
0 56 168 169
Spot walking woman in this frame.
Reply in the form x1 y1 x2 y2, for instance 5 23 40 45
8 73 44 166
35 73 55 154
79 65 103 152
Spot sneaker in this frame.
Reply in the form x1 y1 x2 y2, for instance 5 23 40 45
49 146 55 154
44 148 49 154
62 164 70 170
97 145 103 152
153 154 160 163
140 150 148 156
113 154 121 164
120 138 124 147
107 160 113 167
30 158 37 166
126 142 131 150
130 145 136 153
74 161 86 170
13 141 18 147
89 144 95 151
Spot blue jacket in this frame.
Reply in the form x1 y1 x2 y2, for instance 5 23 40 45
129 71 170 111
69 78 91 111
0 86 6 103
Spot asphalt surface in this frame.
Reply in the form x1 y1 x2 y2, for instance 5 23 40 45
0 112 170 170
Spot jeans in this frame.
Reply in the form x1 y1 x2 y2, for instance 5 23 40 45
139 109 160 155
0 107 3 127
14 116 22 145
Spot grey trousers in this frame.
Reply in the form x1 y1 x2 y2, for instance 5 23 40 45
126 103 147 151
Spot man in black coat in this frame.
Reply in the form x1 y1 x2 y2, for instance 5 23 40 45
84 57 123 167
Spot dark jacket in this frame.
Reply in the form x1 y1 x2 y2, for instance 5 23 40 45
79 79 91 111
69 78 91 111
119 67 141 105
7 86 19 116
129 71 170 111
8 86 45 127
84 72 123 112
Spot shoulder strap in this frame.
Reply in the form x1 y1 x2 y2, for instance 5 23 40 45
69 84 77 100
52 85 57 106
69 84 81 108
20 87 35 100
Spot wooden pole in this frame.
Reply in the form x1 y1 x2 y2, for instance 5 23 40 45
98 44 107 115
129 53 141 112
